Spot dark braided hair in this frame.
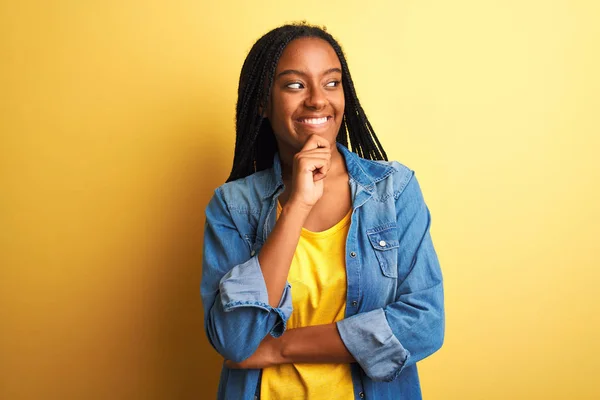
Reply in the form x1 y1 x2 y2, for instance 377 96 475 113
227 22 388 182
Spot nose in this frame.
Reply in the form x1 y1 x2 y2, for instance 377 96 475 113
304 86 327 110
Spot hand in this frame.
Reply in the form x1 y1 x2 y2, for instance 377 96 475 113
288 134 332 209
225 334 285 369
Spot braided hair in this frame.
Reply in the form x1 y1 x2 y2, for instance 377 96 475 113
227 22 388 182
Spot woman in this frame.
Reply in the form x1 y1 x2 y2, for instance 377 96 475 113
201 23 444 400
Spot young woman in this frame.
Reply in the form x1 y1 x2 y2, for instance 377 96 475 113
201 23 444 400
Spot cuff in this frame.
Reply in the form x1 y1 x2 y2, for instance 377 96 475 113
219 256 293 337
337 308 410 382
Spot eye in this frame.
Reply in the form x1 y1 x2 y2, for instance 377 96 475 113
286 82 304 89
326 80 341 88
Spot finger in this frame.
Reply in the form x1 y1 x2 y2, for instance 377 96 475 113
302 134 331 151
296 148 332 158
295 151 331 165
313 171 327 182
295 156 331 170
311 165 330 182
296 157 330 174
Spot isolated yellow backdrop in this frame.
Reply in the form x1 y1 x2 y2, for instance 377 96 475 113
2 1 599 399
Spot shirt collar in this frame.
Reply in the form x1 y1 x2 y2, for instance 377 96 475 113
262 142 394 199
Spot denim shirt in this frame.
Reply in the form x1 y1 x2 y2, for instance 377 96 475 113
201 144 445 400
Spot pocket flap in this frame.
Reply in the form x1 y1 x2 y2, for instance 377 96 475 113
366 223 399 278
367 223 399 251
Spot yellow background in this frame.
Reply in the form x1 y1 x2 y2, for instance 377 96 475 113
2 1 599 399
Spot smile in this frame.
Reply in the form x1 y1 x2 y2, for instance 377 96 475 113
297 116 330 126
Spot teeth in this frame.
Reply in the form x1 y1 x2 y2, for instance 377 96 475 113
301 117 328 125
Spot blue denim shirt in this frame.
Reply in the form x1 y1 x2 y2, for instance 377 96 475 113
201 144 444 400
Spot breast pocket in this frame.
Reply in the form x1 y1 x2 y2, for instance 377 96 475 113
367 223 399 278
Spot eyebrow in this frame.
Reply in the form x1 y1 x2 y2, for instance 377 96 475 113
276 68 342 79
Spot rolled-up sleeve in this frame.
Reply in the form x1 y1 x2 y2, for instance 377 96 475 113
219 255 293 336
337 172 445 382
337 308 410 381
201 188 293 363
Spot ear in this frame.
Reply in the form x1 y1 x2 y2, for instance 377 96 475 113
258 97 270 118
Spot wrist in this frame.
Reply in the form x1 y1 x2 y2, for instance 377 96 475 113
278 331 293 364
281 199 312 220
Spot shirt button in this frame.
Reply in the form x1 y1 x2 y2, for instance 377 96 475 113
350 251 357 258
352 301 358 307
250 250 256 256
359 392 365 398
379 240 386 247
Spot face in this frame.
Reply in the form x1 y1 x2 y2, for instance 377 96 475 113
265 37 345 154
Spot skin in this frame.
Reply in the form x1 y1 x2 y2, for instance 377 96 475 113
226 37 356 369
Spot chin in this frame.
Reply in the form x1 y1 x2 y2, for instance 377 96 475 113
296 127 339 141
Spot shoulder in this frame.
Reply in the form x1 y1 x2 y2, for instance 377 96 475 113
207 168 275 216
355 156 416 198
359 158 430 225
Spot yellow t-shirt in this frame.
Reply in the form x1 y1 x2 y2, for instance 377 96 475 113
260 203 354 400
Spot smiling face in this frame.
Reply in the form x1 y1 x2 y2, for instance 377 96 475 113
265 37 345 155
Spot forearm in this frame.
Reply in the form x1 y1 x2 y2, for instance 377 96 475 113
258 201 310 307
206 294 287 362
280 323 355 364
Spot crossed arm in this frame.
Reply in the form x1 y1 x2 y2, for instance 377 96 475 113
201 172 444 381
225 323 354 369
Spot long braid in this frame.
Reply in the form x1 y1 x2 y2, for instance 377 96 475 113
227 23 388 182
230 32 281 178
332 39 387 161
229 28 296 180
